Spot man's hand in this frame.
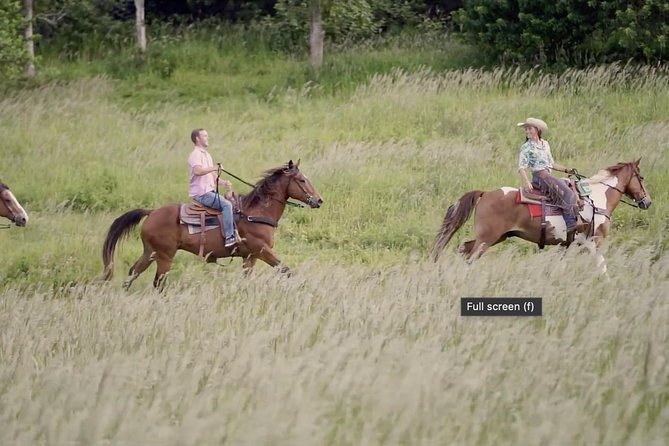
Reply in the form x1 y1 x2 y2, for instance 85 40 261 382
219 179 232 192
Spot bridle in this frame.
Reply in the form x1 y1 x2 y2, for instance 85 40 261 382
288 175 320 208
598 169 648 208
220 167 306 208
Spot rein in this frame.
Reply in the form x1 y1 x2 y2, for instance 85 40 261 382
220 167 305 208
598 182 641 208
571 170 643 209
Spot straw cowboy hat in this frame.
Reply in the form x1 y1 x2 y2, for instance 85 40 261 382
517 117 548 133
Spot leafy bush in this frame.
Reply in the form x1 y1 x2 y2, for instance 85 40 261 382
270 0 434 51
453 0 669 65
35 0 132 59
0 0 29 81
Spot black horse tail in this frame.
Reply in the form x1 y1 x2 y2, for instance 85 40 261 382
102 209 153 281
432 191 484 262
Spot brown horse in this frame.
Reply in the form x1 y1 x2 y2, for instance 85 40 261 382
0 181 29 228
432 160 651 270
102 160 323 289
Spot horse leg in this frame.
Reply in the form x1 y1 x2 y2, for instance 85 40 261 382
458 240 476 256
123 241 154 290
467 234 507 262
153 250 176 291
242 256 257 278
257 246 291 276
584 238 609 279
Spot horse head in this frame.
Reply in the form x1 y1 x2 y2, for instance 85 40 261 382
0 182 29 227
611 159 651 209
240 160 324 210
282 159 323 208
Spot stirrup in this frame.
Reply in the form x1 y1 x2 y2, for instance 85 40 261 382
563 229 576 246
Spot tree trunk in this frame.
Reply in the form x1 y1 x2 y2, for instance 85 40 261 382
24 0 35 78
135 0 147 55
309 2 324 70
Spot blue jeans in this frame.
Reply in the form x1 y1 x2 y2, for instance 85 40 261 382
532 171 579 230
194 191 235 240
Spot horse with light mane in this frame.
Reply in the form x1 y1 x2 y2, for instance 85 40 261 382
432 159 651 270
0 181 29 228
102 160 323 289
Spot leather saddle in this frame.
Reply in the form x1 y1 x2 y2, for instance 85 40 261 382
179 200 228 258
180 201 222 226
516 179 589 248
518 178 585 209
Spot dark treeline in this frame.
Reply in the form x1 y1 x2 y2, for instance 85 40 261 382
1 0 668 83
117 1 462 22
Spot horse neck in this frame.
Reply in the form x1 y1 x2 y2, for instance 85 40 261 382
244 184 289 221
0 192 12 220
586 169 628 213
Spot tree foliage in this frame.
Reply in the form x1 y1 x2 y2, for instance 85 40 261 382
4 0 667 73
453 0 669 65
0 0 28 80
271 0 431 50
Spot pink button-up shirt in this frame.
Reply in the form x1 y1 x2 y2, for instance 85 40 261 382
188 147 216 197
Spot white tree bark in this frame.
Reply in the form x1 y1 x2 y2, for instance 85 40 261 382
135 0 147 55
309 1 324 69
24 0 35 78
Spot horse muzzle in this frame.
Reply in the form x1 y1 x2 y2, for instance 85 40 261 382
14 215 27 226
638 197 651 209
307 196 323 209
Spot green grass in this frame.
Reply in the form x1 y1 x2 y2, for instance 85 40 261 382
2 63 669 287
1 249 669 444
1 35 669 444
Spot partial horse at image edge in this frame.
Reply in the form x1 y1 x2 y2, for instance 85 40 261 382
0 181 29 227
432 159 651 265
101 160 323 289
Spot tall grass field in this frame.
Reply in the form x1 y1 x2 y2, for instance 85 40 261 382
1 43 669 444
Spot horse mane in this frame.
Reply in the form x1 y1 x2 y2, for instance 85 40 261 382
239 163 295 208
587 161 636 182
605 161 636 176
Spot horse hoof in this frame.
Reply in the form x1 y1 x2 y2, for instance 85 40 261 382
278 266 291 276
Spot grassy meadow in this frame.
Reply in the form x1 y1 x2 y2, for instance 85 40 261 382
1 37 669 444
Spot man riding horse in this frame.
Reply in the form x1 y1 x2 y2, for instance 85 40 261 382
188 128 237 248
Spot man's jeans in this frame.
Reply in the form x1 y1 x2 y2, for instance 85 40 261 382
194 191 235 240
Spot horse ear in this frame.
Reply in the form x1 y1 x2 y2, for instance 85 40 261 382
635 157 641 165
288 160 294 169
296 158 300 168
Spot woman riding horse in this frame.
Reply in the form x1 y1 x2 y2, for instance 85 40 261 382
516 117 584 240
432 159 651 269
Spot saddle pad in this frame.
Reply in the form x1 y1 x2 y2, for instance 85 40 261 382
187 224 219 235
515 192 562 218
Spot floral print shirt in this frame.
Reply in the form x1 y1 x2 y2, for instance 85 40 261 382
518 139 554 172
